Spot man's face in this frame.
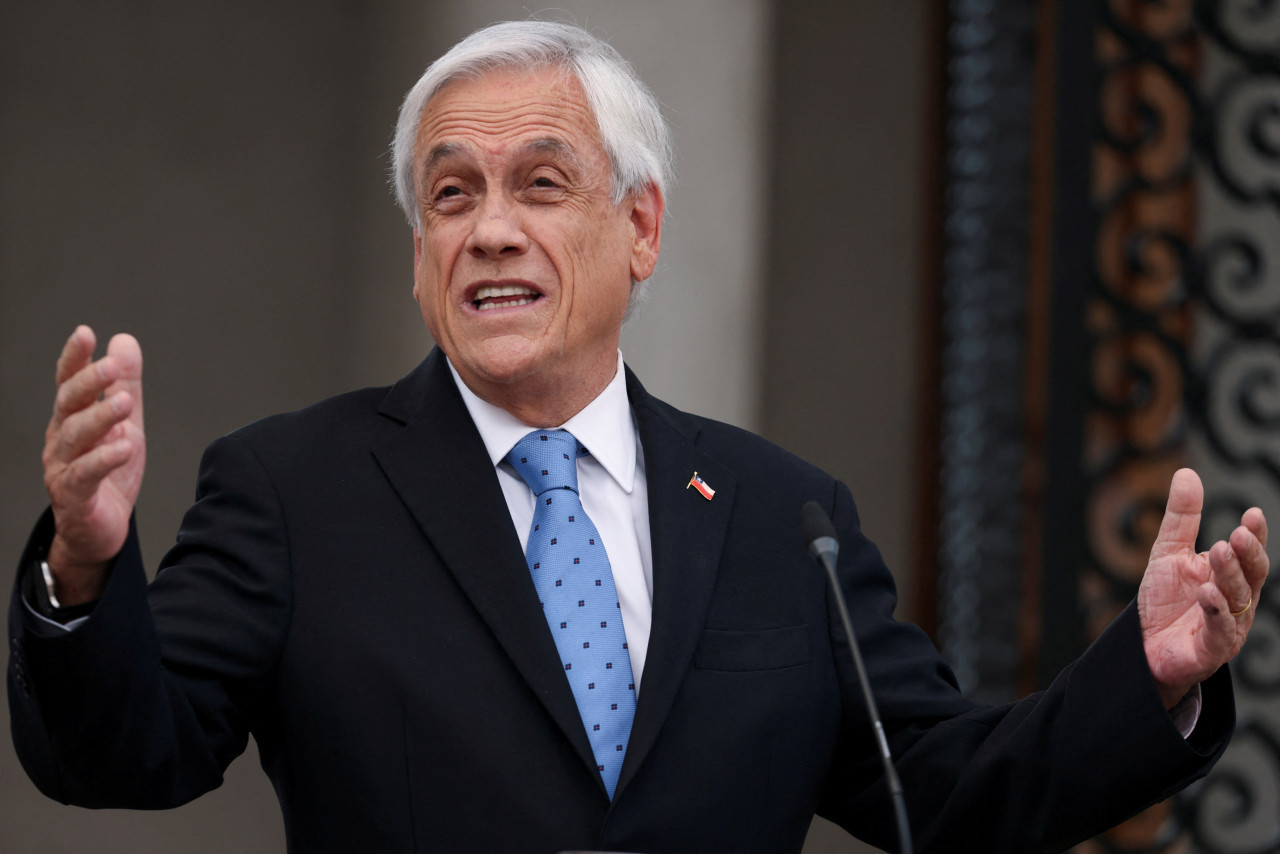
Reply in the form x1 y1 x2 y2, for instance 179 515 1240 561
411 66 661 416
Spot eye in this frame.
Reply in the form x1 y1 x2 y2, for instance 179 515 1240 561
524 173 567 203
427 181 471 215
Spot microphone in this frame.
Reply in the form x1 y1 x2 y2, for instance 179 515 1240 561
801 501 912 854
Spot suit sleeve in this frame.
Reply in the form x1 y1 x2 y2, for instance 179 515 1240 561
815 480 1234 853
7 433 292 808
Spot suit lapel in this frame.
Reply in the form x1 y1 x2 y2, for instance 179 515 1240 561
616 370 736 798
370 354 738 799
371 351 597 776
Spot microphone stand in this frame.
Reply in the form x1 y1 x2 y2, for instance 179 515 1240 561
803 501 912 854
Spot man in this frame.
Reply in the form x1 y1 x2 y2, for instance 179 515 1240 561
10 20 1269 853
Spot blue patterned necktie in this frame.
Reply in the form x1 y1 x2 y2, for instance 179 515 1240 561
505 430 637 799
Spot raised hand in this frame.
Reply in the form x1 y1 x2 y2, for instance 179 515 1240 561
42 326 147 605
1138 468 1269 708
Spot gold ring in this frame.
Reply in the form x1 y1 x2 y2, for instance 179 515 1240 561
1231 595 1253 618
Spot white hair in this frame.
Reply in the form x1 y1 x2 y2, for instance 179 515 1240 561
391 20 673 229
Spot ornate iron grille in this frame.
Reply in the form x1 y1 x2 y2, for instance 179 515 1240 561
936 0 1039 705
934 0 1280 850
1067 1 1280 852
1178 2 1280 852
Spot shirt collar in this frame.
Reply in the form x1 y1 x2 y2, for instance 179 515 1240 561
446 351 638 493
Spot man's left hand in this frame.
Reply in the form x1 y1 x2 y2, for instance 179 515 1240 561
1139 468 1269 709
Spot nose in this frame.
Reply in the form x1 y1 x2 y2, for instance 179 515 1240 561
465 195 529 260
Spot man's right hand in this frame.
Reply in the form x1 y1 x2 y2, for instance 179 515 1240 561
42 326 146 605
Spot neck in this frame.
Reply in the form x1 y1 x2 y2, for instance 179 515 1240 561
459 353 618 428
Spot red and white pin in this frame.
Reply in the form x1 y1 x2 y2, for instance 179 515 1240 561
686 471 715 501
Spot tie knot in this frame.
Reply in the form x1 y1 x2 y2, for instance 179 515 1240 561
506 430 586 495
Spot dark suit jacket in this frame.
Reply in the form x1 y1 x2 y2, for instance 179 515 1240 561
9 349 1233 853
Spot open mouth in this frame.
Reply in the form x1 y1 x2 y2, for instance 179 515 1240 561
472 284 542 311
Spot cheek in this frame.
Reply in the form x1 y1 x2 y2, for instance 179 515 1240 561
415 234 458 302
561 216 632 289
412 262 450 338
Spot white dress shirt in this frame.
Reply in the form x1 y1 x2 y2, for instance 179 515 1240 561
447 352 654 691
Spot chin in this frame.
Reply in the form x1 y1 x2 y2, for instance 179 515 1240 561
458 340 553 386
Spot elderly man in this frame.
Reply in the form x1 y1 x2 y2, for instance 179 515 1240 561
10 20 1269 854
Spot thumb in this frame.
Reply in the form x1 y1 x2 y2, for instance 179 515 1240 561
104 333 143 406
1152 468 1203 558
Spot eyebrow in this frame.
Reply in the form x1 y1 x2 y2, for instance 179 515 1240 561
520 137 586 175
421 137 584 172
524 137 572 158
423 141 463 171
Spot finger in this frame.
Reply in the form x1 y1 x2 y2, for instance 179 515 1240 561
49 391 134 465
1196 580 1239 654
54 325 96 386
1208 539 1253 618
104 334 143 390
1231 522 1269 595
1152 468 1204 557
53 437 136 505
1242 506 1268 549
50 356 121 431
104 333 144 425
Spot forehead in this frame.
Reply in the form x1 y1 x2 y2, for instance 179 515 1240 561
413 66 604 167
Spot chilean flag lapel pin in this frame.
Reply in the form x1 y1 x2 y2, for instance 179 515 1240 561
686 471 715 500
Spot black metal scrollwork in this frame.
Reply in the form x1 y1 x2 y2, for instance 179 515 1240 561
1174 1 1280 852
1200 71 1280 212
937 2 1280 846
934 0 1038 704
1082 0 1196 636
1071 1 1280 852
1181 720 1280 853
1195 231 1280 333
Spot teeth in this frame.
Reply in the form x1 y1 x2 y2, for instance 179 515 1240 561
473 284 539 311
477 297 536 311
475 284 536 300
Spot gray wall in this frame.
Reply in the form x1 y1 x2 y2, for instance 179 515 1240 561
762 1 930 618
761 5 931 849
0 3 927 851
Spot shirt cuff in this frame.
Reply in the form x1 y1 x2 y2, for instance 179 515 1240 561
40 559 63 607
1170 683 1202 739
21 556 97 631
21 595 90 633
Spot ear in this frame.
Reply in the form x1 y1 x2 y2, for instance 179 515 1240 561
411 229 427 305
628 183 664 282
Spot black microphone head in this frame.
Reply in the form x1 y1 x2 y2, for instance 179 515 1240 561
801 500 838 550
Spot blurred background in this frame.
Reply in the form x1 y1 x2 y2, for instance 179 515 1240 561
2 1 1277 851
